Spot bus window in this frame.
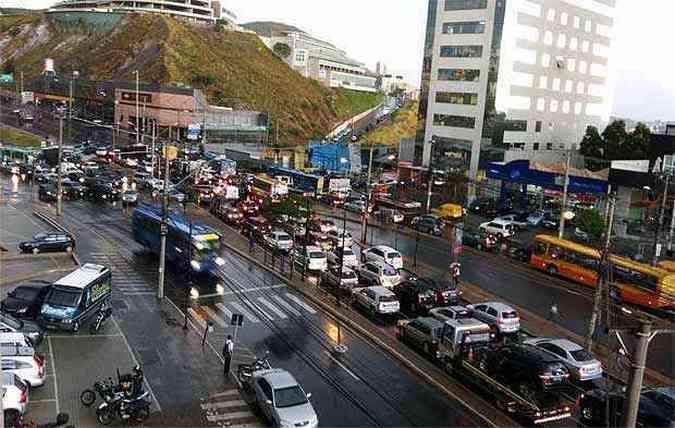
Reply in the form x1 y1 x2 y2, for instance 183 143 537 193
533 242 547 255
550 246 563 259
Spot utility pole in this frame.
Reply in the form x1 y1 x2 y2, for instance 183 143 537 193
68 78 73 121
619 319 652 428
337 206 347 307
651 173 670 266
426 140 435 213
158 146 171 300
668 196 675 257
558 152 571 239
361 145 375 244
151 123 156 180
585 195 615 351
56 116 64 216
135 71 140 145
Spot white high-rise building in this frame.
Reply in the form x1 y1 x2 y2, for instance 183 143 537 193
416 0 616 179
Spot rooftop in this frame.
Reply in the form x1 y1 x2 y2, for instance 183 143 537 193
54 263 109 289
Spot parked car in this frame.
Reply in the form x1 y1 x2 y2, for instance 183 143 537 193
413 216 443 236
38 183 57 203
577 386 675 428
0 333 46 387
264 231 294 253
361 245 403 270
467 302 520 334
497 212 529 230
1 284 50 319
397 317 444 355
482 344 570 398
358 261 401 288
19 232 75 255
326 247 359 268
252 369 318 428
461 230 493 251
242 216 272 241
326 229 353 248
2 372 29 425
292 246 327 272
393 277 460 316
0 311 43 346
321 267 359 290
121 190 139 205
428 305 473 323
527 210 546 226
353 286 400 318
479 219 516 239
523 337 603 382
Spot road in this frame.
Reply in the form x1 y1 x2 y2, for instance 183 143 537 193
333 211 675 382
35 194 488 427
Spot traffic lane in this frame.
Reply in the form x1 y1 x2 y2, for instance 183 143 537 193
0 202 50 252
214 246 482 427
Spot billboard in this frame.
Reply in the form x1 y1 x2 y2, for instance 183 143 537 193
187 123 201 141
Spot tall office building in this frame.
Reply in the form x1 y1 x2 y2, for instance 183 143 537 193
416 0 616 179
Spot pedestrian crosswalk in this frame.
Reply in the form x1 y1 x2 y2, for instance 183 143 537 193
201 389 261 427
193 292 318 327
88 252 156 296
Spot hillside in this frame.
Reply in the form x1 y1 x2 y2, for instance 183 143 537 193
361 101 418 147
0 13 382 146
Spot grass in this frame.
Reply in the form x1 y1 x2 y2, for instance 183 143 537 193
361 101 418 147
0 13 385 146
0 126 43 147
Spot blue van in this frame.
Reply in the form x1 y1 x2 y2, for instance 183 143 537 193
38 264 112 332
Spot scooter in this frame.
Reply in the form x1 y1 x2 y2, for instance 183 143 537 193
237 352 271 391
90 305 113 334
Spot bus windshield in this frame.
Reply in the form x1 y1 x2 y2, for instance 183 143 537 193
193 235 221 260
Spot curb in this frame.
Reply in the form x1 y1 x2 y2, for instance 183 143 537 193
0 266 76 287
219 238 505 428
0 253 74 262
32 209 82 267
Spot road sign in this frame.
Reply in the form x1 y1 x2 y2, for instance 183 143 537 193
160 222 168 235
231 314 244 327
187 124 201 141
163 145 178 160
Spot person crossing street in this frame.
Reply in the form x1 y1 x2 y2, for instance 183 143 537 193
223 335 234 377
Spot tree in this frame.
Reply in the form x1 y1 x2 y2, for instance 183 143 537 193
576 208 606 243
601 120 627 160
624 122 651 159
273 43 291 59
580 125 604 158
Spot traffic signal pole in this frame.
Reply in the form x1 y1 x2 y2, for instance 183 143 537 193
361 145 375 245
651 173 670 266
158 149 170 300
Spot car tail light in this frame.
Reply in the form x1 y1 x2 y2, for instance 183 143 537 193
435 290 444 304
20 389 27 403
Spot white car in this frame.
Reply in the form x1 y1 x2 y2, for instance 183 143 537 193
361 245 403 270
467 302 520 334
429 305 473 323
358 261 401 288
124 158 139 168
293 246 327 272
2 372 29 425
321 266 359 290
354 286 400 316
327 247 359 268
479 219 515 239
523 337 603 382
252 369 318 428
265 231 294 252
326 229 352 248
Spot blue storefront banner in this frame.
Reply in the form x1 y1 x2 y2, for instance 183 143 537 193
487 160 608 194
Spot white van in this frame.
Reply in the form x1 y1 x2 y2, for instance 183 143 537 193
361 246 403 270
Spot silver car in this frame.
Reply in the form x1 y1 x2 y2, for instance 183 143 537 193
252 368 318 428
523 337 603 382
466 302 520 334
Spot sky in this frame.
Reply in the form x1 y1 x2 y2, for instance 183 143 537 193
3 0 675 122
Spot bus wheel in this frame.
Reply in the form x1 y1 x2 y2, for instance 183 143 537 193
546 265 558 275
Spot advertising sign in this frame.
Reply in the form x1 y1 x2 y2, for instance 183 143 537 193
328 178 350 192
187 123 201 141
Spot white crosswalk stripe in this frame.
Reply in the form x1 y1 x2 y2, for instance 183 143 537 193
229 301 260 323
257 297 288 319
215 303 232 320
285 293 317 314
271 295 301 316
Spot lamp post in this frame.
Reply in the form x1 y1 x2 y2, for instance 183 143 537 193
134 70 140 145
651 173 671 266
426 140 435 213
361 145 375 244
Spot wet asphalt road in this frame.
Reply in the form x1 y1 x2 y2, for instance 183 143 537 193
33 193 486 427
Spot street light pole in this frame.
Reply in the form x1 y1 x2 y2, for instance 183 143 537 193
558 152 571 239
135 71 140 145
158 146 170 300
56 116 64 216
361 145 375 244
668 196 675 257
426 140 435 213
651 173 670 266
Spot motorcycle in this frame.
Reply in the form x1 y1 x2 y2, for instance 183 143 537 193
237 352 271 391
90 305 113 334
80 365 144 407
80 377 117 407
96 391 151 425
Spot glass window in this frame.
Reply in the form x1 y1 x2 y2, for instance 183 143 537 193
487 307 498 317
585 19 592 32
542 53 551 67
274 386 308 408
435 92 478 105
574 102 583 115
565 79 573 92
582 40 590 52
440 45 483 58
442 21 486 34
570 37 578 51
433 114 476 129
552 78 561 91
444 0 487 10
557 33 566 48
547 8 555 21
560 12 568 25
504 120 527 132
543 31 553 45
535 121 542 132
567 58 576 72
573 16 580 28
550 99 559 112
546 142 553 150
579 61 588 74
438 68 480 82
537 98 546 112
577 82 585 94
562 100 570 113
533 142 540 150
539 76 548 89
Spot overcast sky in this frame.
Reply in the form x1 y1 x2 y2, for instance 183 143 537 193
4 0 674 122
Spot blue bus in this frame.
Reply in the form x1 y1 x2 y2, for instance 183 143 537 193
132 204 224 275
266 166 324 195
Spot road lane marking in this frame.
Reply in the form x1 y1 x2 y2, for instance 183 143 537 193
325 351 360 381
258 297 288 319
201 399 247 410
271 295 300 316
229 301 260 323
285 293 317 314
47 337 60 414
202 306 227 328
206 410 255 422
215 302 233 319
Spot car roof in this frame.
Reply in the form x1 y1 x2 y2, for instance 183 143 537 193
373 245 396 252
415 317 444 328
478 302 516 312
54 263 109 289
434 305 469 313
445 317 489 328
543 338 583 351
258 368 298 389
368 286 395 296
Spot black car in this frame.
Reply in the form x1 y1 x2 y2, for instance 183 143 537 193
86 179 120 202
38 183 58 203
394 277 460 316
482 344 570 398
414 217 443 236
241 216 272 241
62 178 86 200
19 232 75 254
1 283 51 319
577 387 675 428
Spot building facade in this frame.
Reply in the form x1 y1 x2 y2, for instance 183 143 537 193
416 0 616 180
50 0 237 24
260 30 378 93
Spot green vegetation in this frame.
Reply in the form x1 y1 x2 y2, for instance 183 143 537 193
0 13 382 146
273 42 291 59
0 126 43 147
580 120 651 169
576 208 606 243
361 101 418 147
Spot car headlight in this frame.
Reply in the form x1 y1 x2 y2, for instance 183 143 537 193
16 307 28 314
215 257 225 266
63 319 73 324
191 260 201 270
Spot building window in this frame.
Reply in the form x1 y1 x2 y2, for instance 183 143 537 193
533 142 540 150
444 0 487 10
504 120 527 132
567 58 576 72
550 99 559 112
552 78 561 91
535 121 542 132
442 21 486 34
579 61 588 74
542 53 551 67
577 82 585 94
435 92 479 105
537 98 546 111
573 16 580 28
539 76 548 89
569 37 578 51
574 102 582 115
295 50 306 64
547 8 555 21
440 45 483 58
557 33 566 48
546 142 553 150
560 12 568 25
585 19 592 32
433 114 476 129
564 79 573 93
582 40 590 52
438 68 480 81
544 31 553 45
562 100 570 113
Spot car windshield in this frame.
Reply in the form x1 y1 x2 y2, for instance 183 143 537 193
45 286 82 307
380 294 398 302
387 252 401 259
453 309 471 319
309 252 325 259
383 265 398 276
501 311 518 319
570 348 595 362
193 235 221 260
276 234 291 241
342 249 355 257
13 287 39 300
274 385 308 408
33 232 47 240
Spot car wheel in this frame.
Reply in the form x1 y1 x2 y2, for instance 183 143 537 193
32 247 40 255
546 265 558 275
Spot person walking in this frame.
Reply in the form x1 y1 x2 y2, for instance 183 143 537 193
223 335 234 377
248 233 255 253
548 301 560 325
